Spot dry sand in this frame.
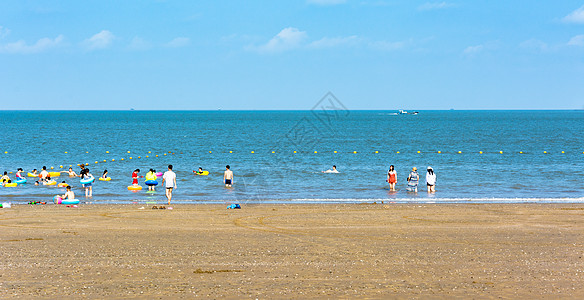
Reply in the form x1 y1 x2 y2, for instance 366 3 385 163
1 203 583 298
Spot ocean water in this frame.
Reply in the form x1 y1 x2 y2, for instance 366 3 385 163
0 110 583 204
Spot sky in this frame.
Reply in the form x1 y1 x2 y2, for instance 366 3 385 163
1 0 583 110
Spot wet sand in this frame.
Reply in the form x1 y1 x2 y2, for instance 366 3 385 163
1 203 583 298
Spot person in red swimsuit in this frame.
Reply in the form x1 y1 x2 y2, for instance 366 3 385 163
132 169 141 185
387 165 397 191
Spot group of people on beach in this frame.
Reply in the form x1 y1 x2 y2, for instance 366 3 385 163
387 165 436 193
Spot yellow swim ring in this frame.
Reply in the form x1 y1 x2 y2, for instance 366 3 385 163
127 185 142 191
4 182 17 187
99 177 112 181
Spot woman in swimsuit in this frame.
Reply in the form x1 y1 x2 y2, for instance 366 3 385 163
387 165 397 191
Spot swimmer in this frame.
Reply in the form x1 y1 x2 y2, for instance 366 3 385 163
426 166 436 193
61 185 75 200
387 165 397 191
80 168 94 197
43 176 56 186
131 169 142 185
1 171 10 182
101 169 109 179
66 167 77 177
30 169 38 176
40 166 49 181
145 169 157 191
193 167 205 175
323 165 339 173
407 167 420 192
16 168 25 179
3 179 12 187
58 181 68 187
223 165 233 187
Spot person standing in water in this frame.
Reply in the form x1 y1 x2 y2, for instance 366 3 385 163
131 169 141 186
407 167 419 192
223 165 233 187
426 166 436 193
162 165 176 205
80 168 94 197
145 169 157 191
387 165 397 191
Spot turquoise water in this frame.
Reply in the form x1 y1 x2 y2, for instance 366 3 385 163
1 110 583 204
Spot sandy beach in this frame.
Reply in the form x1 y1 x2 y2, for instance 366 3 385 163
1 203 583 298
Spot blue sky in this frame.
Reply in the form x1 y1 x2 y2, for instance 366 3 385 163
1 0 583 110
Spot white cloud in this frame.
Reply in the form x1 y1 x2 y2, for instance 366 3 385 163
308 35 359 48
463 44 483 54
0 34 64 54
418 2 455 11
0 26 10 39
84 30 114 50
568 34 584 46
127 37 151 50
165 37 190 48
307 0 346 5
369 40 407 51
563 5 584 24
520 39 548 51
254 27 307 53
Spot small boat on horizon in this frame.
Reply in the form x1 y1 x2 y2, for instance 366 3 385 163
398 110 419 115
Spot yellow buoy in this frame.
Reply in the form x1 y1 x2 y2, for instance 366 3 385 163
314 151 317 154
169 151 172 153
138 156 141 158
103 160 106 162
127 151 131 153
271 151 275 153
396 151 400 154
121 158 124 161
544 151 547 154
499 151 503 154
59 165 63 168
163 153 167 156
229 151 233 153
561 151 565 154
65 152 68 154
85 163 89 166
50 166 54 169
519 151 523 154
106 151 109 153
417 151 421 153
86 151 88 153
375 151 379 154
294 151 297 153
69 165 72 167
156 155 158 157
458 151 462 154
4 151 7 154
334 151 337 153
438 151 441 154
353 151 357 154
146 155 149 158
95 161 98 164
148 151 151 153
129 157 133 159
209 151 212 154
251 151 254 154
479 151 483 154
112 159 115 161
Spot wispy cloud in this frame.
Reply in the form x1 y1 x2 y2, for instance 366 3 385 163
520 39 548 51
308 35 359 48
0 34 64 54
463 44 483 55
0 26 10 39
563 5 584 24
252 27 308 53
84 30 114 50
567 34 584 46
164 37 190 48
369 39 408 51
127 37 151 51
418 2 455 11
307 0 346 5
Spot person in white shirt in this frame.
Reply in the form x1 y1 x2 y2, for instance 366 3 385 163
426 166 436 193
162 165 177 205
40 166 49 182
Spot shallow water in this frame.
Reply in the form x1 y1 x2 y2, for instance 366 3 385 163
0 110 583 204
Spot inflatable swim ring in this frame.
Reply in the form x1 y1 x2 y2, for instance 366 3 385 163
155 172 163 177
80 177 95 184
98 177 111 181
128 185 143 191
53 196 79 205
49 172 61 177
58 183 68 188
4 182 17 187
27 173 38 177
15 178 27 184
44 180 57 186
193 170 210 176
145 180 158 186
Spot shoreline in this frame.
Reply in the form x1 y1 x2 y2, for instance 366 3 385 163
2 203 583 298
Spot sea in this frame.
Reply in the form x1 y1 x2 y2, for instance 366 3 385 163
1 110 583 204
